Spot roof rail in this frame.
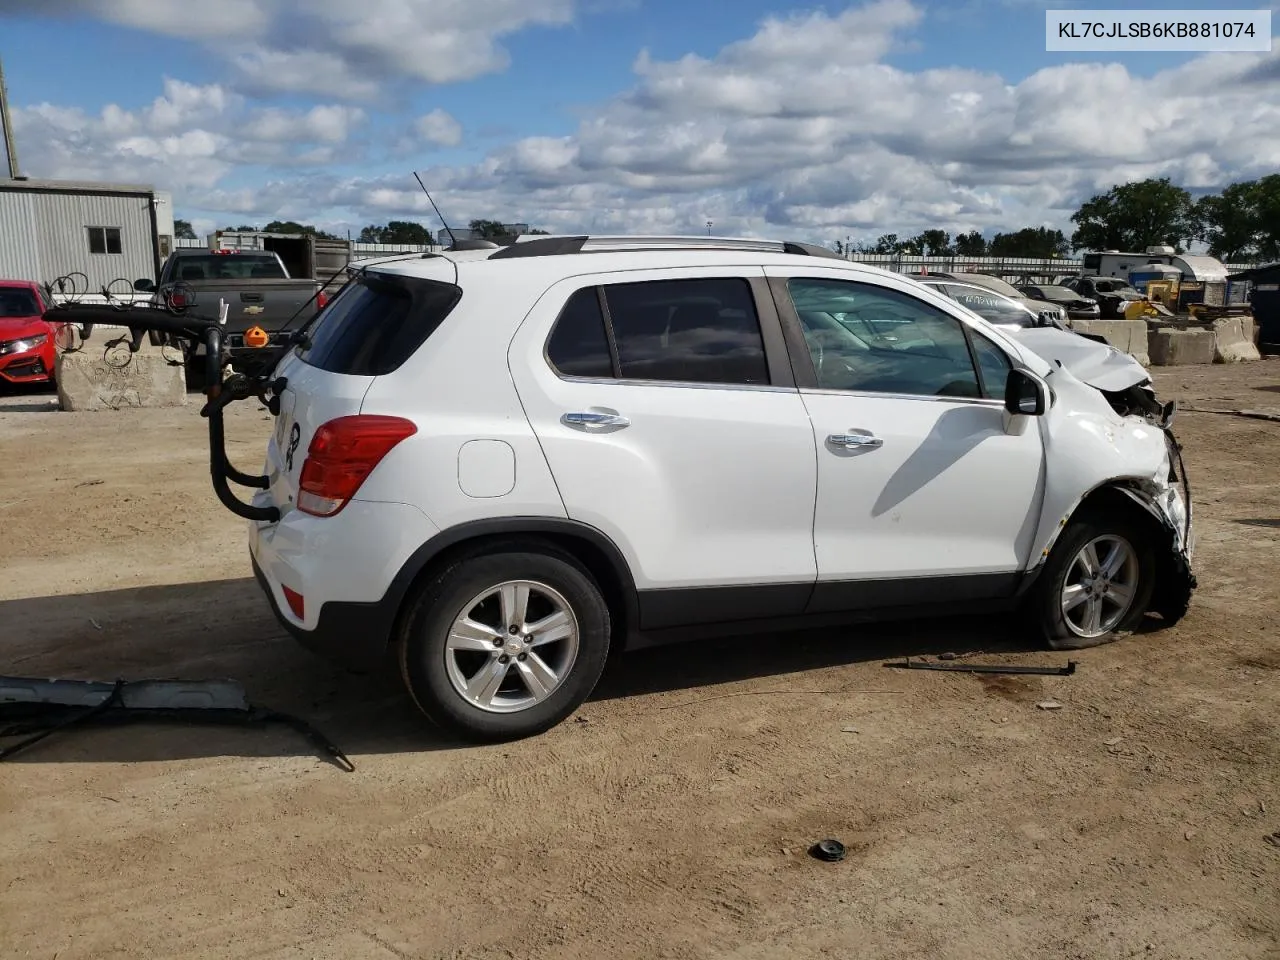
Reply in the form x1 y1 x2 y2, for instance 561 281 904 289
486 234 844 260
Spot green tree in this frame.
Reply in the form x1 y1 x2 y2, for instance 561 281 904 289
953 230 987 256
1069 177 1194 252
1255 174 1280 261
871 233 900 254
988 227 1070 258
173 218 197 240
469 218 510 240
383 220 433 244
261 220 340 240
915 229 953 256
361 221 434 244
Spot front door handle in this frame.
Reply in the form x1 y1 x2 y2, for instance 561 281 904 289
562 411 630 428
827 432 883 449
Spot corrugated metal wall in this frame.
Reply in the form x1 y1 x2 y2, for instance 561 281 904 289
32 192 154 291
0 191 41 279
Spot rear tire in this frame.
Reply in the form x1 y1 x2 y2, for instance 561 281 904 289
398 547 611 742
1031 512 1156 651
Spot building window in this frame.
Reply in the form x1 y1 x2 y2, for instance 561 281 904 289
87 227 122 255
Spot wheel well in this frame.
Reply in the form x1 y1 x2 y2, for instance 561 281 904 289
1071 483 1163 534
1065 481 1192 621
389 529 636 649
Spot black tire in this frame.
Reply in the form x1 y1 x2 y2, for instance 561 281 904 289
398 547 611 742
1030 511 1156 651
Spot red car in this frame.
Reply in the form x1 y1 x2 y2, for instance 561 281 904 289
0 281 71 386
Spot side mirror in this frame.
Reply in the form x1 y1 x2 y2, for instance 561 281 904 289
133 278 156 292
1005 369 1047 417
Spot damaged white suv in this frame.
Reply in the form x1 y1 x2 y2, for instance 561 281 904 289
248 236 1194 741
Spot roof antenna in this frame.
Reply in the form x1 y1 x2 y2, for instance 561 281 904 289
413 171 454 244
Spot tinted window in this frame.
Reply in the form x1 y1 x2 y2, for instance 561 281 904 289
87 227 122 255
788 278 980 398
0 288 40 317
603 278 768 385
940 286 1034 328
169 253 288 281
547 288 613 378
969 331 1011 398
298 273 461 376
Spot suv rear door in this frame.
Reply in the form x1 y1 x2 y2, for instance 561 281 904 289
764 266 1046 613
508 268 818 630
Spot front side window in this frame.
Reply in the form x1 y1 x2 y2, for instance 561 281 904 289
87 227 122 255
788 278 981 398
969 330 1012 399
543 276 770 386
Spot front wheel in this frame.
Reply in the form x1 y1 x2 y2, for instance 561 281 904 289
398 548 611 742
1031 514 1156 650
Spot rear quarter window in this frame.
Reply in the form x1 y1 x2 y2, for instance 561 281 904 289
297 273 461 376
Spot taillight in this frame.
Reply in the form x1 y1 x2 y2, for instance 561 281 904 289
296 416 416 517
170 292 186 307
316 290 329 310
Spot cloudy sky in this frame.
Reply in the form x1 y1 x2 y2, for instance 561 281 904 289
2 0 1277 245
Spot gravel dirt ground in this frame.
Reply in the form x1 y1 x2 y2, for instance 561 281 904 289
1 362 1278 960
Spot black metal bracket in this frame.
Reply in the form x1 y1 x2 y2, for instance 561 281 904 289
884 659 1077 676
42 302 282 524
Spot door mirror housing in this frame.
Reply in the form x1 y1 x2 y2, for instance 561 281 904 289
1004 369 1047 417
134 278 156 292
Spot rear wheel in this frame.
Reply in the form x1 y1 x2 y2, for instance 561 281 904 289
1031 513 1155 650
398 548 611 741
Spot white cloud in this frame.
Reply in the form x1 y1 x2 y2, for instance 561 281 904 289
5 0 577 98
8 0 1280 246
415 109 463 147
11 80 365 192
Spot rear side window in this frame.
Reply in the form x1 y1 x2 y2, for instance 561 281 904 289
547 288 613 378
298 273 461 376
544 277 770 386
605 278 768 385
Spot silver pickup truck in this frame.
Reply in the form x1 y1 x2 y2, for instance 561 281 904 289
135 249 324 385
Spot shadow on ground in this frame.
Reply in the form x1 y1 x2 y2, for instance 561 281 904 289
2 578 1039 766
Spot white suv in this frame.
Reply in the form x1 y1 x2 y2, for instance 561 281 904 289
248 235 1194 741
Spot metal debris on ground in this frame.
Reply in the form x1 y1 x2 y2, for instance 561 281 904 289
885 658 1077 676
809 839 846 862
1036 700 1064 711
0 675 354 771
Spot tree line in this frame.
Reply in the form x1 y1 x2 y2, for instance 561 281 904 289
177 218 552 245
837 175 1280 261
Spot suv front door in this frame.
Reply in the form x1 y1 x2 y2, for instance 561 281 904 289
765 268 1046 614
509 268 819 630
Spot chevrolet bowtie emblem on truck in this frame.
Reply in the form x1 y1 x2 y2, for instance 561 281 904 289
243 305 265 315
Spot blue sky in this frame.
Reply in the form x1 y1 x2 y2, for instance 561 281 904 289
2 0 1275 243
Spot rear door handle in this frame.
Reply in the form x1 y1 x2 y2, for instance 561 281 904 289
562 411 630 428
827 432 883 449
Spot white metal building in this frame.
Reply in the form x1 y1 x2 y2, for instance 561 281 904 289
0 177 174 291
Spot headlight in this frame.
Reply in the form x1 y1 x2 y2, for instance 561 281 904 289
0 333 47 356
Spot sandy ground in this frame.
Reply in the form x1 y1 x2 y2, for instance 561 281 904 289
1 362 1278 960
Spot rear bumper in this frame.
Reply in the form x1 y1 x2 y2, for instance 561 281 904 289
248 497 441 670
251 552 396 671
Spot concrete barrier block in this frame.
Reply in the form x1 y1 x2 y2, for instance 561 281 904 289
1212 317 1261 363
56 342 188 411
1148 328 1216 366
1070 318 1150 365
